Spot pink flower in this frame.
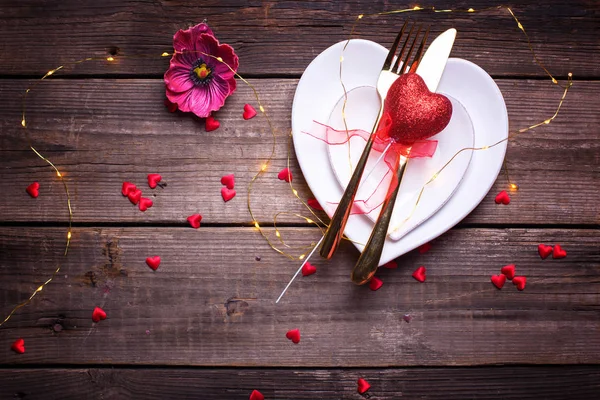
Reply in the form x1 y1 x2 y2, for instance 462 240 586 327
164 23 238 118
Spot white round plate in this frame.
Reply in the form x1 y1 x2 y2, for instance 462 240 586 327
292 39 508 265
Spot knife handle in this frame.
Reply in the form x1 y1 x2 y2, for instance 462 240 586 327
351 158 408 285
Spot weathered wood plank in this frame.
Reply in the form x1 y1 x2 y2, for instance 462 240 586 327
1 366 599 399
0 78 598 225
0 1 595 77
1 227 598 366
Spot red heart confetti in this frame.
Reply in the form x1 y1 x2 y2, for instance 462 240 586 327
92 306 107 323
122 181 137 196
402 314 412 323
495 190 511 205
26 182 40 198
221 174 235 189
538 244 553 259
552 244 567 259
418 242 432 254
249 390 264 400
357 377 371 394
491 274 506 289
221 187 236 202
205 115 220 132
307 198 323 211
128 188 142 205
278 167 292 183
369 276 383 291
147 174 162 189
412 266 426 282
187 214 202 229
286 328 301 344
501 264 516 280
138 197 153 212
164 98 178 113
243 103 257 120
301 262 317 276
382 260 398 269
146 256 161 271
11 338 25 354
513 276 527 291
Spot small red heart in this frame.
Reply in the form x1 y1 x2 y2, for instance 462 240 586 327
11 338 25 354
552 244 567 259
221 187 236 202
26 182 39 198
122 181 137 196
495 190 511 205
164 98 178 113
249 390 264 400
301 262 317 276
277 167 292 183
92 306 107 323
138 197 153 212
357 377 371 394
187 214 202 229
307 198 323 211
221 174 235 189
205 115 220 132
369 276 383 291
128 188 142 205
418 242 432 254
147 174 162 189
412 266 426 282
382 260 397 269
491 274 506 289
538 244 553 259
286 328 300 344
243 103 257 120
146 256 161 271
513 276 527 291
500 264 516 280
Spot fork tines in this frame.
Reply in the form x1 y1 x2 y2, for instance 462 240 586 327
387 22 430 76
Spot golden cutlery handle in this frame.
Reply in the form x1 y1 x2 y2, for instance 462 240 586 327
351 158 408 285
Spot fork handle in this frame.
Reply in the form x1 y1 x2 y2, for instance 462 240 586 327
351 157 408 285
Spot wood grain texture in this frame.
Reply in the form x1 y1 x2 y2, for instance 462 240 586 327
1 366 599 399
0 0 596 77
1 227 598 367
0 79 598 225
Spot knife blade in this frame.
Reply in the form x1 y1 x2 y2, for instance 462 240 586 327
416 28 457 92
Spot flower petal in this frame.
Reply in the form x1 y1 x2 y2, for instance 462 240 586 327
166 88 193 113
173 28 195 52
164 65 194 93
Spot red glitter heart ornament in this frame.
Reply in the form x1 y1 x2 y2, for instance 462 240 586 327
147 174 162 189
11 338 25 354
243 103 257 120
501 264 516 280
128 188 142 205
495 190 511 205
552 244 567 259
278 167 292 183
146 256 161 271
122 181 137 196
538 244 553 259
412 266 426 282
491 274 506 289
513 276 527 291
221 174 235 189
187 214 202 229
26 182 40 198
92 307 107 323
286 328 301 344
357 378 371 394
205 115 220 132
249 390 264 400
138 197 153 212
221 187 236 202
369 276 383 291
307 198 323 211
382 73 452 145
301 262 317 276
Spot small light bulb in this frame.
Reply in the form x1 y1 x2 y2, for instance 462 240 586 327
56 171 62 177
254 221 260 229
552 78 558 84
568 72 573 77
161 52 170 57
21 119 26 127
413 6 422 10
47 70 54 76
482 146 489 150
357 14 364 19
298 254 305 260
431 173 439 181
106 56 114 62
340 56 344 62
275 230 281 238
216 57 223 62
544 119 551 124
259 105 265 113
67 231 72 239
468 8 475 12
261 164 268 171
510 183 519 190
292 189 298 196
306 218 314 224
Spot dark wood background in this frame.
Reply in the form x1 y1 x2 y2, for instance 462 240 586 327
0 1 599 399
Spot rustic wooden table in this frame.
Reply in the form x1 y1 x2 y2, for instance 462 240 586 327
0 1 599 398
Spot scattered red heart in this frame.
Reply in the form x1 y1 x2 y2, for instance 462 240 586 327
221 174 235 189
382 260 397 269
501 264 516 280
307 198 323 211
301 262 317 276
122 181 137 196
26 182 40 198
243 103 257 120
249 390 264 400
538 244 553 259
412 266 426 282
187 214 202 229
357 377 371 394
205 115 220 132
128 188 142 205
369 276 383 291
221 187 236 202
164 98 178 113
277 167 292 183
513 276 527 291
552 244 567 259
146 256 161 271
139 197 153 212
11 338 25 354
491 274 506 289
495 190 510 205
286 328 301 344
418 242 432 254
147 174 162 189
92 306 107 323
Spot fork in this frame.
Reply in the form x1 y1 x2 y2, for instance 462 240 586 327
319 21 426 260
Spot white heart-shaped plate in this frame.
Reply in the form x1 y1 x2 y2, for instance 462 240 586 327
291 39 508 265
